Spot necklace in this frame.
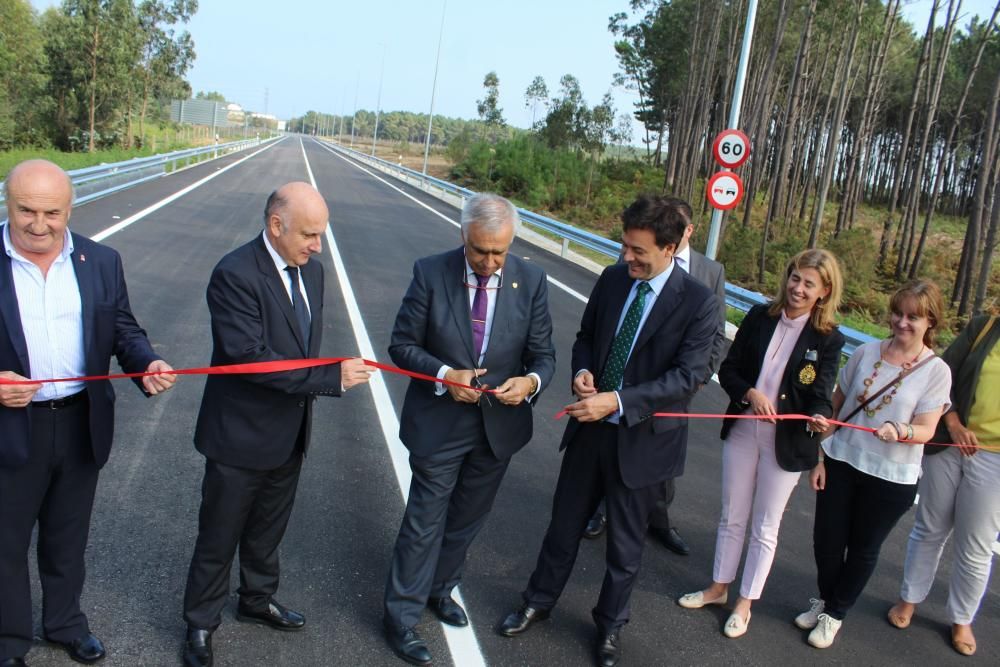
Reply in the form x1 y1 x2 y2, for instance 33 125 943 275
856 342 925 418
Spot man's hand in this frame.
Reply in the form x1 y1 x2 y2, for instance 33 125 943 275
444 368 488 404
0 371 42 408
572 370 597 399
563 391 618 422
494 376 533 406
341 358 375 390
142 360 176 395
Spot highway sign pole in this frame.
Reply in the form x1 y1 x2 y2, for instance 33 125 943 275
705 0 758 260
423 0 447 175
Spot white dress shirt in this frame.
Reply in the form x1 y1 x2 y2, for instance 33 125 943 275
3 223 85 401
262 230 311 316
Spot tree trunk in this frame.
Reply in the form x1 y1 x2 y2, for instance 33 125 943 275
88 21 101 153
808 0 864 248
974 168 1000 312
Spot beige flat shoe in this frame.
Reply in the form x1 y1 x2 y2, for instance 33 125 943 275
677 590 728 609
887 603 913 629
952 626 976 656
723 610 751 638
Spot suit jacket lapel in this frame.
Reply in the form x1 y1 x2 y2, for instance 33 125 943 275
757 311 780 367
253 237 307 355
445 248 477 367
483 258 517 367
632 266 683 354
596 268 632 374
0 233 30 373
69 233 96 369
303 262 322 357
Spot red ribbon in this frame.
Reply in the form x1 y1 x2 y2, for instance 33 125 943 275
0 357 498 394
552 409 964 448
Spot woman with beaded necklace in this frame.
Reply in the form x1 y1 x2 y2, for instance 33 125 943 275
796 279 952 650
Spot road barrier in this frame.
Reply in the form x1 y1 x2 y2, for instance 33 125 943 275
1 135 280 215
322 138 876 357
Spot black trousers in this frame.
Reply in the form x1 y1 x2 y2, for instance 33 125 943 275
384 414 509 628
813 456 917 620
595 478 675 534
183 445 304 630
0 396 97 660
523 422 661 633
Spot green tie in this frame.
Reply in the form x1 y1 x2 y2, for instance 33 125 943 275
598 281 652 392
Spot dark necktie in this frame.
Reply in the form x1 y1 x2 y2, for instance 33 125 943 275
471 273 490 362
285 266 311 351
598 281 652 392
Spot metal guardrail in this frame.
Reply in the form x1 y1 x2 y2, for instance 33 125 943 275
1 136 279 213
321 139 876 356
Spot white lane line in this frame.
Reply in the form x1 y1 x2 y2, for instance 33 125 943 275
91 137 285 242
311 139 588 305
300 138 489 667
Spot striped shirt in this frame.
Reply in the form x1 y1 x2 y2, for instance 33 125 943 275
3 223 85 400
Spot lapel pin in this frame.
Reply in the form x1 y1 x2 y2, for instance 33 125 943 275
512 282 518 289
79 254 86 262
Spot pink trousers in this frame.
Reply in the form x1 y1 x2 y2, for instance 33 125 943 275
713 420 801 600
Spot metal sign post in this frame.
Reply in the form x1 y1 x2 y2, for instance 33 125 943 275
704 0 759 260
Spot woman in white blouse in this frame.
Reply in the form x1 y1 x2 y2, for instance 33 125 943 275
799 279 952 649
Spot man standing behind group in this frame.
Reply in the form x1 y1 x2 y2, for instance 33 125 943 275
0 160 176 666
182 182 373 667
586 199 727 556
498 194 716 667
383 193 555 665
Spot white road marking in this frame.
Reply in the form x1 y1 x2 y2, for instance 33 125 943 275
300 138 489 667
92 138 284 242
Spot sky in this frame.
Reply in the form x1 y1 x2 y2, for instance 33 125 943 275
29 0 999 132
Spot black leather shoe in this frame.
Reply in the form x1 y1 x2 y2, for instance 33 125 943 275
596 631 621 667
182 628 213 667
46 633 105 664
651 525 690 555
584 512 607 539
497 604 551 637
428 596 468 627
236 599 305 631
384 623 432 666
0 658 28 666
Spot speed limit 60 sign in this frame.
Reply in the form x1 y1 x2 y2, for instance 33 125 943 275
712 129 750 169
706 171 744 210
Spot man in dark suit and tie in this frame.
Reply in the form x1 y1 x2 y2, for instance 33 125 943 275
181 182 372 667
0 159 176 666
382 193 555 665
585 198 727 556
498 194 717 666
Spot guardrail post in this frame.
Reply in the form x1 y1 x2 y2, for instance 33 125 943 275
561 238 570 258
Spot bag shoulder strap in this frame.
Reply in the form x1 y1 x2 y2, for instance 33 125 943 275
839 352 937 425
970 316 997 354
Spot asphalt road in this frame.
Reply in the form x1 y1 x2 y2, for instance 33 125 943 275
20 136 999 666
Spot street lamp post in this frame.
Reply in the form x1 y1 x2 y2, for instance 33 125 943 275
422 0 447 175
372 46 386 158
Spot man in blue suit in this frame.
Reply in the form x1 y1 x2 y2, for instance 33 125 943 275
382 193 555 665
0 160 176 666
497 194 716 666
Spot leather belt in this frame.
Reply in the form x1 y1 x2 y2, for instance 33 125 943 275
32 391 87 410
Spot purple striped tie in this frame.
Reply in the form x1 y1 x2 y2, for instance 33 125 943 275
471 273 490 361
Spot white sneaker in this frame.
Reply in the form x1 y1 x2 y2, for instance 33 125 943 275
794 598 825 630
808 613 842 648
